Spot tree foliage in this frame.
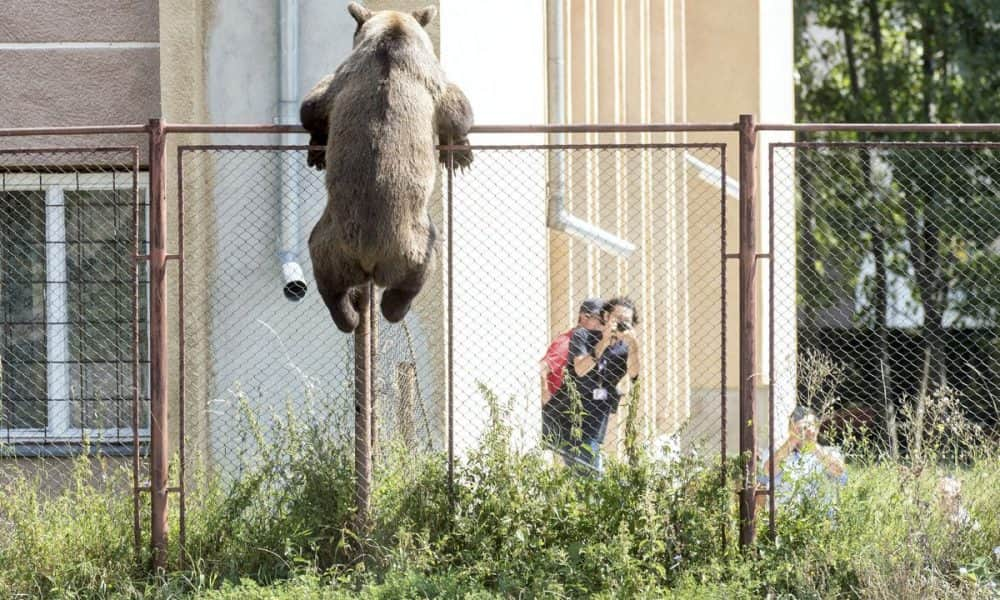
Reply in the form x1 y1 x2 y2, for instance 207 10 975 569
794 0 1000 449
795 0 1000 327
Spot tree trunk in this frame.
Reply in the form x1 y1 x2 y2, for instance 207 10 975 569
846 14 899 457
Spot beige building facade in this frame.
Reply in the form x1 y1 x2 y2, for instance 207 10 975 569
0 1 794 472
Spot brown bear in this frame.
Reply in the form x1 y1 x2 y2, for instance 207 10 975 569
300 2 474 333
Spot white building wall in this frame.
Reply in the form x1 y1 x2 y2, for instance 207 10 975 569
196 2 363 463
758 0 796 451
440 0 549 453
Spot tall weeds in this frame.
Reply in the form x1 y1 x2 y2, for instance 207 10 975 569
0 380 997 598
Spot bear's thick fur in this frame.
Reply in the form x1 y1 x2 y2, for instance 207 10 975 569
301 2 473 333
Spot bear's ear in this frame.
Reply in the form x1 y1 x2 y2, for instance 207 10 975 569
412 6 437 27
347 2 372 26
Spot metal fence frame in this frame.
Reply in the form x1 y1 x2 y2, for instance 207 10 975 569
3 117 999 570
169 124 740 553
761 123 1000 539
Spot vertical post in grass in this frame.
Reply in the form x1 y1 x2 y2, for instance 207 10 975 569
370 290 378 461
354 282 373 531
738 114 759 548
446 149 455 509
148 118 170 569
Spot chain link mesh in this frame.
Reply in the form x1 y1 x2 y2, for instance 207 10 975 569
177 146 446 514
770 141 1000 465
175 142 731 516
2 128 997 559
447 144 728 471
0 147 147 493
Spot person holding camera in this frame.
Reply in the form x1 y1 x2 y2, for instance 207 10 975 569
757 405 847 514
546 296 641 473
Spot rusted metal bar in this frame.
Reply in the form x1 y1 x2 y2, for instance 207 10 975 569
353 284 373 531
720 143 729 549
446 150 455 507
175 142 726 153
436 142 730 151
162 123 741 135
471 123 740 133
147 118 170 570
758 122 1000 133
738 114 758 549
176 144 188 564
2 121 999 137
370 288 378 463
771 141 1000 149
0 125 149 137
0 122 740 138
767 144 777 539
0 146 144 154
174 144 315 152
131 146 142 560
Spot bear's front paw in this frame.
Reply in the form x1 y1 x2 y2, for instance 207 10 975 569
440 138 473 171
307 148 327 171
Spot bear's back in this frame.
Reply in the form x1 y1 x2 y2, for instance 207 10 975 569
321 35 442 259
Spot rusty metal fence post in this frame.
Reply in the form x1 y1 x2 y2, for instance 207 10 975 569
446 149 455 507
738 114 758 548
353 283 374 531
147 118 170 569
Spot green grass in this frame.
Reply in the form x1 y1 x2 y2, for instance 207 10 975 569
2 393 998 599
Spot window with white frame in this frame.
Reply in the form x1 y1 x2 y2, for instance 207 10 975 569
0 169 149 446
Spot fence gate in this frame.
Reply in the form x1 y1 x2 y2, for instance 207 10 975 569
765 128 1000 537
165 124 740 558
0 141 148 557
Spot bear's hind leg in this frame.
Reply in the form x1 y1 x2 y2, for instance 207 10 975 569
377 226 437 323
315 261 368 333
380 275 426 323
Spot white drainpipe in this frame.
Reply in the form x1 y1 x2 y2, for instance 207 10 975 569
278 0 307 301
684 151 740 199
546 0 635 258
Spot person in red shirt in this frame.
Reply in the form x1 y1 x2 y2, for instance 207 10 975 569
540 298 605 450
540 298 605 405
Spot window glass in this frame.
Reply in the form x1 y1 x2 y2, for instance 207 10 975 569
0 191 46 430
0 183 148 437
66 189 140 431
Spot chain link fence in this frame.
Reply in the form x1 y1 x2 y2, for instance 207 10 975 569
177 144 451 532
174 140 732 521
0 147 147 503
770 141 1000 465
446 143 729 470
7 123 997 559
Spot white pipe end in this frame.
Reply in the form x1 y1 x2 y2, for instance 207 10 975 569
281 260 307 301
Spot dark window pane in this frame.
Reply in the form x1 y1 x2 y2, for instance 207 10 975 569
1 281 45 323
0 361 46 429
72 398 125 430
2 324 45 362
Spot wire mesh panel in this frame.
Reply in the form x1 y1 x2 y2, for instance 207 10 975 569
444 143 728 474
769 141 1000 478
0 147 147 494
177 146 445 496
175 140 731 532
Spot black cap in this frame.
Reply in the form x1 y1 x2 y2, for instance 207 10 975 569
578 298 604 315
